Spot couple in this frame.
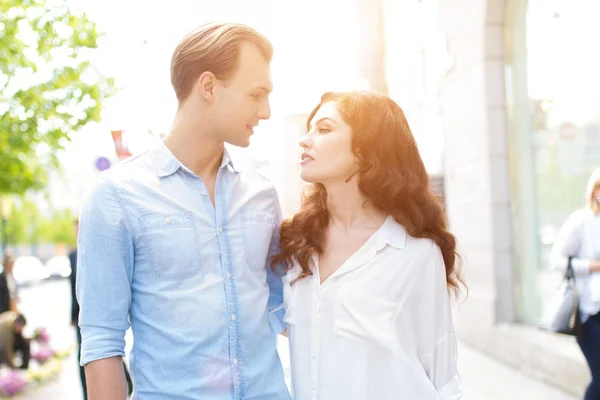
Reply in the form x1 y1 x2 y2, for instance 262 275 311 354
76 22 464 400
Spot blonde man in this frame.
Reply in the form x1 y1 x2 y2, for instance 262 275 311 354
77 23 289 400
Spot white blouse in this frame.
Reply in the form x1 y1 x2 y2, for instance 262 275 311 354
283 216 463 400
551 208 600 320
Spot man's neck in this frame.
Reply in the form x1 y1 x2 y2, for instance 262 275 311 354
164 108 224 179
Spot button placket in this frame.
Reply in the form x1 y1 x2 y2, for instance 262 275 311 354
310 281 320 399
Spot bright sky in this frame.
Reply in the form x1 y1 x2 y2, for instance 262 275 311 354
68 0 365 150
46 0 369 211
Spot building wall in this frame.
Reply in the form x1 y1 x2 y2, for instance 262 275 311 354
437 0 514 337
436 0 588 395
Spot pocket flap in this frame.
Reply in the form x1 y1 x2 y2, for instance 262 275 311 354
334 291 399 355
139 211 193 232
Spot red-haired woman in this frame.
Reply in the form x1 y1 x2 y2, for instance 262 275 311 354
276 92 464 400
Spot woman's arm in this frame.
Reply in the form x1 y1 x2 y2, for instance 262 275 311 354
550 210 598 275
413 242 463 399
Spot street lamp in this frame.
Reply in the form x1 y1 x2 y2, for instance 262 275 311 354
1 197 13 256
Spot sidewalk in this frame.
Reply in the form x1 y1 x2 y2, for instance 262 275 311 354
276 337 577 400
19 339 578 400
457 342 577 400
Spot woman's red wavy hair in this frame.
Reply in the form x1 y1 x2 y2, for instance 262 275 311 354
274 91 464 295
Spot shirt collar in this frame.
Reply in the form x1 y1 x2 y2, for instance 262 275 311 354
373 215 407 251
313 215 407 286
149 139 242 178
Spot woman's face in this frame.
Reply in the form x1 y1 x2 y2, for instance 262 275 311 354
594 184 600 203
298 101 358 184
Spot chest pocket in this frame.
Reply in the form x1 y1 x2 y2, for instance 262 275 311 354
138 211 201 281
334 288 399 356
241 209 276 271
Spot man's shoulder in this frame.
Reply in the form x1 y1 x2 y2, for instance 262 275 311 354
81 151 155 209
99 151 153 185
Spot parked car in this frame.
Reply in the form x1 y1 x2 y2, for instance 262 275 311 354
12 256 50 287
44 256 72 279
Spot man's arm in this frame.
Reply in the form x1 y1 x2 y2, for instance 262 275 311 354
84 356 129 400
266 189 286 334
77 176 134 400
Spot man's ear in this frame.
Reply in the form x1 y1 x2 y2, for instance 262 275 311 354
197 71 218 102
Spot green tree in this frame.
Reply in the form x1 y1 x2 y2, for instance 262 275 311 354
4 201 29 245
43 208 76 245
0 0 115 195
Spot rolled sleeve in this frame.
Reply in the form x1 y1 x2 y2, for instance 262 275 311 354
76 176 134 366
415 243 463 399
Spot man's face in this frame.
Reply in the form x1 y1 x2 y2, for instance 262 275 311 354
209 42 272 147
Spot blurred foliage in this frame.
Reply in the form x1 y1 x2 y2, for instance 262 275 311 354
5 199 76 246
0 0 115 195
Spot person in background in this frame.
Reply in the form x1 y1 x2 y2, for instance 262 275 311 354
0 253 18 314
0 312 30 370
551 167 600 400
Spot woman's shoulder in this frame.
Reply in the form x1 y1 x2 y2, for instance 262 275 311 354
565 208 593 227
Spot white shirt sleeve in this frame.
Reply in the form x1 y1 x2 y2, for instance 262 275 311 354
413 242 463 399
550 210 590 275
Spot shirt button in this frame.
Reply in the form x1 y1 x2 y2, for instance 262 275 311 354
201 190 207 196
219 227 223 233
231 315 237 321
233 359 239 365
257 211 263 217
226 273 232 279
165 217 172 224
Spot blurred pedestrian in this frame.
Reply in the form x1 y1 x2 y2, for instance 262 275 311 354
0 312 30 370
0 253 18 314
551 167 600 400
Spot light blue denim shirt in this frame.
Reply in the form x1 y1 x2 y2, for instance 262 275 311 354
76 139 290 400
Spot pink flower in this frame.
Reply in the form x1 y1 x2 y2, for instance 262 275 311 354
0 370 27 397
33 328 50 344
31 346 55 364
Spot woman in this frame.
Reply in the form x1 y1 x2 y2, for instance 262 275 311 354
551 167 600 400
275 91 464 399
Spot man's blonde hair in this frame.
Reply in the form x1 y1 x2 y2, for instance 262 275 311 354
170 22 273 102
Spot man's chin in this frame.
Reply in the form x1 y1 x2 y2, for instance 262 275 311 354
225 137 251 148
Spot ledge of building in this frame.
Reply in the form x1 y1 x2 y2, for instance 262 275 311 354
457 323 588 397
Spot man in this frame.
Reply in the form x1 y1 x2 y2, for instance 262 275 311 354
77 22 289 400
0 312 30 369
